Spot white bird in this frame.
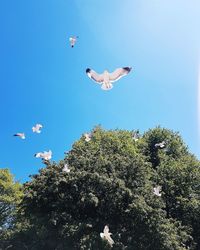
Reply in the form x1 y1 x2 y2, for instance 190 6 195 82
155 141 166 148
63 164 70 173
132 131 140 141
32 123 43 133
34 150 52 160
84 133 92 142
13 133 25 139
86 67 132 90
153 186 162 197
100 225 114 247
69 36 78 48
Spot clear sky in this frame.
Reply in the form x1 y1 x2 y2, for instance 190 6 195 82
0 0 200 182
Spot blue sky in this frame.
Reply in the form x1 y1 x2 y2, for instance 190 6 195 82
0 0 199 182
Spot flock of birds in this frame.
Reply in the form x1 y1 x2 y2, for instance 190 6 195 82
12 36 165 247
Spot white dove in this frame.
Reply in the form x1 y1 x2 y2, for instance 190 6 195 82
63 164 70 173
13 133 25 139
155 141 166 148
86 67 132 90
153 186 162 197
34 150 52 160
100 225 114 247
69 36 78 48
84 133 92 142
32 124 43 133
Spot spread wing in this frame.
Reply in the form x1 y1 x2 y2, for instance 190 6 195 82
86 68 104 84
107 235 114 246
109 67 132 83
35 152 42 158
36 124 42 129
154 186 162 196
104 225 109 234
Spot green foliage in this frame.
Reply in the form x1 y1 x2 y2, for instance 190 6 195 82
2 127 200 249
0 168 22 228
0 168 23 249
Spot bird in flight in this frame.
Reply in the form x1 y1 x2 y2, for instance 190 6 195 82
69 36 78 48
34 150 52 160
32 123 43 133
132 131 140 141
155 141 166 148
63 164 70 173
100 225 114 247
86 67 132 90
153 186 162 197
13 133 25 139
84 133 92 142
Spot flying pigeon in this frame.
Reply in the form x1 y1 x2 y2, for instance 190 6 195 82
100 225 114 247
32 123 43 133
13 133 25 139
34 150 52 160
69 36 78 48
84 133 92 142
132 131 140 141
63 164 70 173
153 186 162 197
86 67 132 90
155 141 166 148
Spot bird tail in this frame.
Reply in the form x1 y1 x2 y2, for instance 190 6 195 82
101 83 113 91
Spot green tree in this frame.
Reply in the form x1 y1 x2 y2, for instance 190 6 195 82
141 127 200 249
0 169 22 228
5 127 200 249
0 168 23 249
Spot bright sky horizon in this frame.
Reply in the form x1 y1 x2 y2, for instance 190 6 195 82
0 0 200 183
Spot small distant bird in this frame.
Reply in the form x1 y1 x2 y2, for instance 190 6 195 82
86 67 132 90
34 150 52 160
100 225 114 247
69 36 78 48
153 186 162 197
32 124 43 133
63 164 70 173
155 141 166 148
132 131 140 141
13 133 25 139
84 133 92 142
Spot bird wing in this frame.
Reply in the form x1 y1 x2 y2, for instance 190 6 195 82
14 133 20 137
104 225 110 234
106 235 114 246
47 150 52 158
109 67 132 83
100 233 104 238
36 124 42 129
157 186 161 192
35 152 42 158
63 164 70 172
69 37 75 42
86 68 104 84
14 133 25 138
154 186 161 195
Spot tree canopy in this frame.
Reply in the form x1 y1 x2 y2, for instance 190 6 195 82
1 127 200 250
